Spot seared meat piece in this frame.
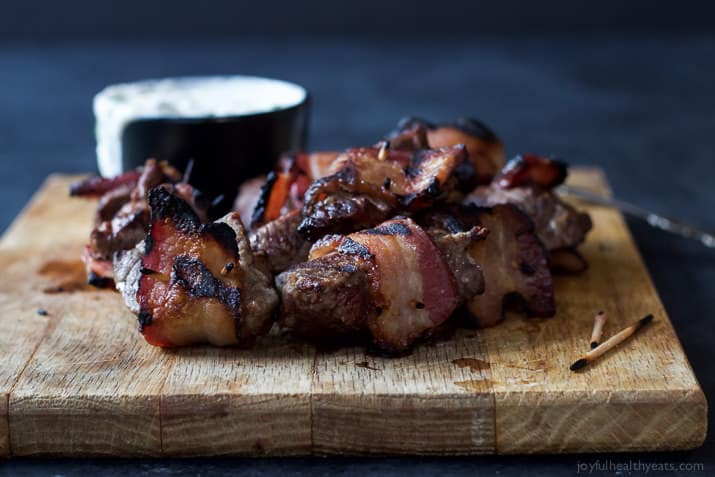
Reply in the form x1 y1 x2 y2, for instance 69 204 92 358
419 204 555 328
386 123 431 151
249 210 312 275
114 241 145 313
136 187 278 347
95 184 133 222
276 252 373 342
277 217 463 353
466 154 592 254
69 169 143 197
388 117 506 184
71 159 206 287
298 145 475 240
467 184 592 252
424 224 487 302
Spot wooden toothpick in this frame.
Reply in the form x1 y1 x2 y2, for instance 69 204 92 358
377 140 390 161
589 311 608 349
571 314 653 371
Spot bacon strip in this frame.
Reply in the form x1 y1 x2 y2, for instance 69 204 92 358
137 187 277 347
349 219 462 351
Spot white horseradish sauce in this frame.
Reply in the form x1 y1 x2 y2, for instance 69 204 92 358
94 76 307 177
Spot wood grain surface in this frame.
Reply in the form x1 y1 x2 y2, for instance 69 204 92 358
0 170 707 457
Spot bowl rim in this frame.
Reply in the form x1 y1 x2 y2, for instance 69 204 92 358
94 74 310 123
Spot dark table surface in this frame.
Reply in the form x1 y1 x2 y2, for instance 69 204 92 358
1 35 713 476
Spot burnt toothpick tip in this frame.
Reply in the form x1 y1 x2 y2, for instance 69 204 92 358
570 313 654 372
569 358 587 371
589 311 609 349
377 140 390 161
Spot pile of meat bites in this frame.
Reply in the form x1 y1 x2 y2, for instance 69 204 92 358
71 117 592 354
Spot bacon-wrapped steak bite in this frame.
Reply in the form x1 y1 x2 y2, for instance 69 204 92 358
389 117 506 184
136 187 277 347
71 159 206 288
466 182 592 253
277 217 464 353
297 145 475 240
419 204 555 328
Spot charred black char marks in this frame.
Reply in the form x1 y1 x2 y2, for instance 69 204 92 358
148 186 201 233
199 222 240 256
338 237 374 259
251 170 278 226
138 309 153 330
172 255 242 321
87 271 113 288
362 221 411 236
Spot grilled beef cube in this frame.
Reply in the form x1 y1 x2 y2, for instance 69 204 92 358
249 209 312 275
423 223 487 302
277 217 463 353
136 187 277 347
275 251 373 342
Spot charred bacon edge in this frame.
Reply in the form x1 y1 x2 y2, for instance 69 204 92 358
393 116 500 144
495 154 568 190
69 170 142 197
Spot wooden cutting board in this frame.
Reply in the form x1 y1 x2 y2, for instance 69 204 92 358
0 168 706 457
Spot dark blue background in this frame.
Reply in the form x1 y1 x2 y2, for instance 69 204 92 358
1 2 714 475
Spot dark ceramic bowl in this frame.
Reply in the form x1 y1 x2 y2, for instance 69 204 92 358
95 76 310 208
